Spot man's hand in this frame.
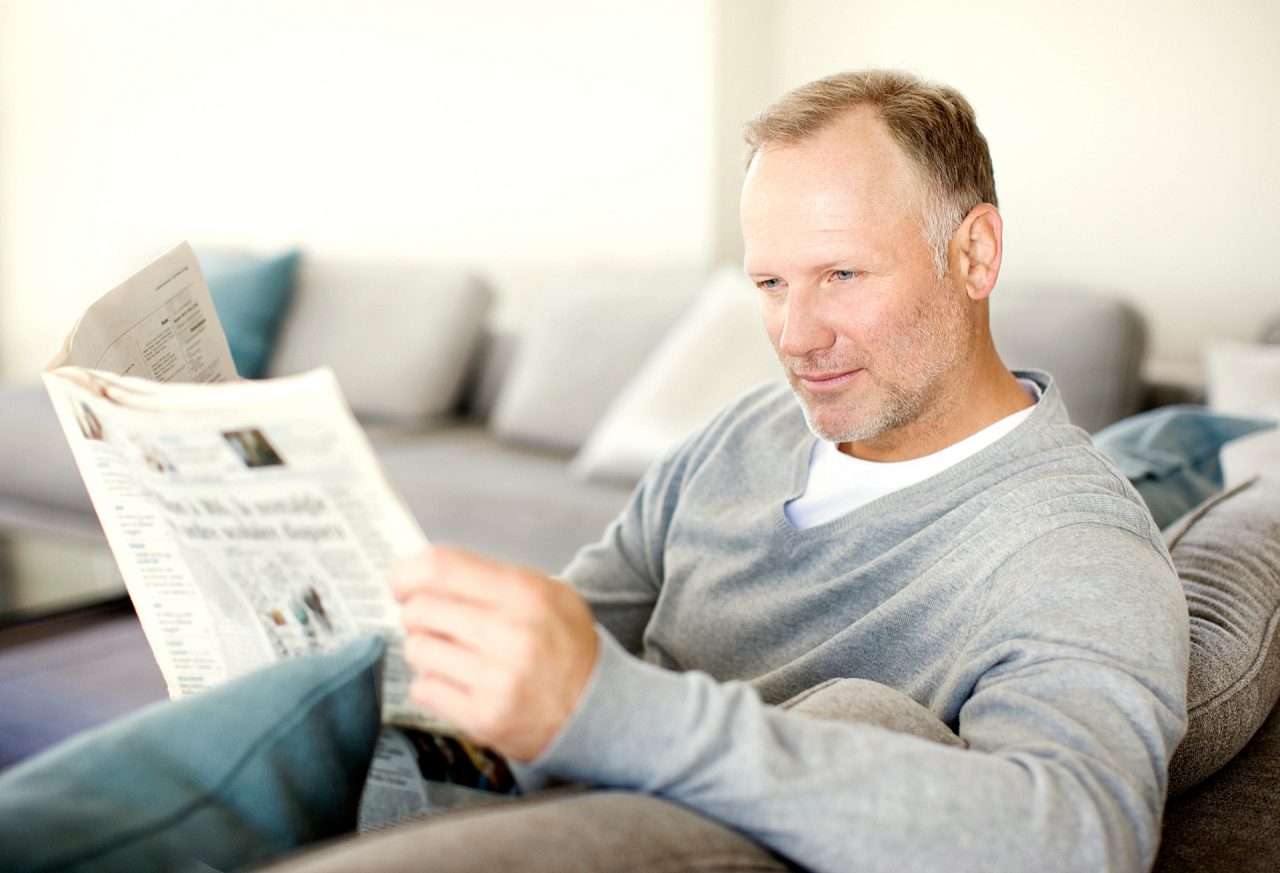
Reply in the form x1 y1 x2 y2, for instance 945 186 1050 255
390 546 600 764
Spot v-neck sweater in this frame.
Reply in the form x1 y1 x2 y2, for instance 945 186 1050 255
518 372 1189 873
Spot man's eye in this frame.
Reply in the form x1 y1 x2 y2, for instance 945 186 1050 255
756 278 782 291
832 270 856 281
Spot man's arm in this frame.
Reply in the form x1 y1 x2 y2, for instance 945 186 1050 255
394 522 1187 873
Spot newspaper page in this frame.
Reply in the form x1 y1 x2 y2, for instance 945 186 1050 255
40 243 444 731
41 366 440 730
47 241 238 382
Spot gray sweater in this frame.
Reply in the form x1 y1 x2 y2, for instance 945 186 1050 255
518 374 1189 873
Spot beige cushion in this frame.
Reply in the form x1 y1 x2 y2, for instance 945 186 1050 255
1166 477 1280 797
268 259 491 424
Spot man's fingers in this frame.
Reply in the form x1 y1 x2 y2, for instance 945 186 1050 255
404 631 490 685
390 545 528 605
409 674 475 729
400 592 503 653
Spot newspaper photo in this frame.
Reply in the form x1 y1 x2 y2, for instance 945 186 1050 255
41 242 439 732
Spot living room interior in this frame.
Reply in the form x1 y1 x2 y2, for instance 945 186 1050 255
1 1 1278 870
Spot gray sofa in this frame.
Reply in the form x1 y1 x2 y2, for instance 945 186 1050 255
2 258 1278 871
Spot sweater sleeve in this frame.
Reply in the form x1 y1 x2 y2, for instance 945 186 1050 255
521 523 1190 873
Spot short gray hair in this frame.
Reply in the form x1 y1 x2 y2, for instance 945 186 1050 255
744 69 998 275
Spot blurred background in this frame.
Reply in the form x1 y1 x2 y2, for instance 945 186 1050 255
1 0 1277 383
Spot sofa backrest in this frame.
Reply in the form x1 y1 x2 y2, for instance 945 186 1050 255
991 289 1147 433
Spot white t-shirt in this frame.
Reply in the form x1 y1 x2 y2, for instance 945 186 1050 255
785 379 1042 530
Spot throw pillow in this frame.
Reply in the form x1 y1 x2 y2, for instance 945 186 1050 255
1164 477 1280 797
0 635 385 873
266 260 491 424
1091 405 1275 529
200 248 302 379
571 265 780 484
488 268 700 453
1206 338 1280 421
1206 338 1280 485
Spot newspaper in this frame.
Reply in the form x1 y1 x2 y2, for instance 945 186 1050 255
41 242 439 732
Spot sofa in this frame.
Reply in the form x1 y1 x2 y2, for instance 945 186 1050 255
1 252 1279 871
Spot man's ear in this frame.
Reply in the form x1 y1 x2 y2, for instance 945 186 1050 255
954 204 1002 301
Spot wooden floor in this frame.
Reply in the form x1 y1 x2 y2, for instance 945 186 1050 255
0 601 168 769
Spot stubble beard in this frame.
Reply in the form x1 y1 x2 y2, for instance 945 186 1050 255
782 289 969 446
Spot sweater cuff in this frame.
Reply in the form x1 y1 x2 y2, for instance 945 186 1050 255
510 625 693 792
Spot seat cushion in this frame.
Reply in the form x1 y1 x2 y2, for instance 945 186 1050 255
1164 477 1280 796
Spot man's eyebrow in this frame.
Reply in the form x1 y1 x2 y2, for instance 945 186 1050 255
743 259 857 278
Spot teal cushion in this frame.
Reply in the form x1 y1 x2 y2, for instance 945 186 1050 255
202 248 301 378
0 635 385 873
1092 405 1276 529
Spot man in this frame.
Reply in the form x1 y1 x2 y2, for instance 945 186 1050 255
365 70 1188 873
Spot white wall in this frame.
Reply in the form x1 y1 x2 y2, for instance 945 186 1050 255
3 0 1277 381
0 0 717 377
766 0 1280 376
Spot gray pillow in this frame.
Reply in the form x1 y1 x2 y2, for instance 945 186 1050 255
489 269 699 452
1165 477 1280 797
267 259 492 424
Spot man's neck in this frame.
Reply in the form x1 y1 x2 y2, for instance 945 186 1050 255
840 363 1034 463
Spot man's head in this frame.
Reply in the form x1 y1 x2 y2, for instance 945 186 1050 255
740 70 1014 460
744 70 997 277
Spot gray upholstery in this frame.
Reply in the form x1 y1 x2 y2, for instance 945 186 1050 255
267 260 493 425
992 290 1146 432
1156 701 1280 872
0 385 96 532
1165 477 1280 797
372 426 632 575
489 272 693 452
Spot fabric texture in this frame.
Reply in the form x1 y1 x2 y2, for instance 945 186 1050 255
571 265 779 484
1091 405 1275 529
990 290 1146 432
1164 477 1280 797
516 372 1189 873
0 635 385 873
1155 696 1280 872
267 260 491 424
256 789 795 873
200 248 301 379
781 678 967 749
488 269 696 452
1206 339 1280 421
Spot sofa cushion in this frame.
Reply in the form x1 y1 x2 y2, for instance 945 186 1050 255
571 265 780 484
991 290 1146 433
0 635 385 873
1091 405 1275 529
200 248 301 379
1207 338 1280 485
489 269 697 452
267 260 491 424
1165 477 1280 797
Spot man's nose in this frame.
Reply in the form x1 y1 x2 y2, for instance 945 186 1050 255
777 287 837 358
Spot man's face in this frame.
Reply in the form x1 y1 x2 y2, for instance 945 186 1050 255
740 107 975 459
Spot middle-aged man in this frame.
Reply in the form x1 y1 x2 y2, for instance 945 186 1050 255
326 70 1189 873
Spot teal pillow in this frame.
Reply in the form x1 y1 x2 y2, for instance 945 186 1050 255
1092 404 1276 529
0 635 385 873
202 248 301 378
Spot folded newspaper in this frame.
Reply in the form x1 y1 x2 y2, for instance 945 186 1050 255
42 242 439 735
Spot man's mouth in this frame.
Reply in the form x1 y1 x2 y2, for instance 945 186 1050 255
793 369 863 392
